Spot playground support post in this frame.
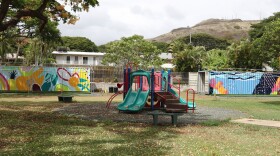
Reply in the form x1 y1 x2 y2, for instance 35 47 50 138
128 67 131 92
161 70 164 91
167 69 171 92
123 67 131 99
151 68 155 110
140 76 143 91
123 68 126 99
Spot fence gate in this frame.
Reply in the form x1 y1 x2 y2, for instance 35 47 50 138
197 71 209 94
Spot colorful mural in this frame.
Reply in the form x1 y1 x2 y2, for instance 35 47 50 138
209 71 280 95
0 66 90 92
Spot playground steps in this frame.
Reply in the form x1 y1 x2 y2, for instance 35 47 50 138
165 108 186 113
156 91 187 113
165 103 188 112
166 99 180 104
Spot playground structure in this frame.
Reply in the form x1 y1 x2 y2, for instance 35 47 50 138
106 64 196 113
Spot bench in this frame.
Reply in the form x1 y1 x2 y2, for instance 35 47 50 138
147 110 184 126
58 95 73 103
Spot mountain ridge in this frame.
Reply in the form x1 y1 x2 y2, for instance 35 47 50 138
149 18 260 43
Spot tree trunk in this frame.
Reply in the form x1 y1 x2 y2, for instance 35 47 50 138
1 44 6 64
14 45 20 64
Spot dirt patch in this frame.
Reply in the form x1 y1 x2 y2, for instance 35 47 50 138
232 118 280 128
53 103 248 125
0 140 8 149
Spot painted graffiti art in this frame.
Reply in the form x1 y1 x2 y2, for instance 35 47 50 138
209 71 280 95
0 66 90 92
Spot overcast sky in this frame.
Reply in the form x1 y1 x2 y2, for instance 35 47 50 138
58 0 280 45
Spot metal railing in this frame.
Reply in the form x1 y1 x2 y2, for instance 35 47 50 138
169 75 181 98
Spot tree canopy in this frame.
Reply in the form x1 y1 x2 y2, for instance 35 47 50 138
61 36 98 52
0 0 99 32
102 35 162 68
179 33 230 51
97 44 106 52
249 12 280 41
202 49 229 70
0 0 99 65
251 19 280 70
151 41 169 52
173 46 206 72
227 40 258 69
170 40 206 72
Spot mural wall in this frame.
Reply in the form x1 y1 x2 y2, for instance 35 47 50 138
0 66 90 92
209 71 280 95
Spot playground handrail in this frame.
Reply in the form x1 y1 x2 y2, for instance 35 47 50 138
169 75 181 98
106 91 123 108
186 89 195 113
154 92 167 101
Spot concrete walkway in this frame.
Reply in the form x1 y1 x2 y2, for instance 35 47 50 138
231 118 280 128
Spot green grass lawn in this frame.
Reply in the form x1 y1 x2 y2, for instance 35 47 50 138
197 95 280 120
0 94 279 155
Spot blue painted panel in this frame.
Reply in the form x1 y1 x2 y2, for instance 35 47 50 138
209 71 280 95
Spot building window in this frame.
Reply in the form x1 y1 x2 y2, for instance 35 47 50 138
93 57 96 65
83 57 88 65
74 56 78 64
66 56 70 64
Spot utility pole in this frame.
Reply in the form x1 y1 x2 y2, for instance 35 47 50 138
189 30 192 44
187 26 192 45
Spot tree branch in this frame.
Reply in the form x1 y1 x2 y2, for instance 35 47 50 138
0 0 50 32
0 0 10 22
38 0 50 12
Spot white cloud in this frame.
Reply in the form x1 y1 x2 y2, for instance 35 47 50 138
164 5 185 20
58 0 280 45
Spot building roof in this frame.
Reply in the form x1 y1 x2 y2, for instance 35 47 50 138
52 51 105 56
5 53 24 60
161 63 175 69
52 51 174 59
159 53 172 59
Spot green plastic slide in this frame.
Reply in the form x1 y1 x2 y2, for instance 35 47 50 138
170 89 196 109
126 89 149 112
117 88 150 112
117 88 140 111
118 70 151 112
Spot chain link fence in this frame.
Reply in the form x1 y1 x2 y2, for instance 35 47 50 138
90 66 123 83
170 72 189 85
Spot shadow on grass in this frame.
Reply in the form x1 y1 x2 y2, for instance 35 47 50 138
200 118 231 127
0 101 177 155
261 101 280 106
89 122 176 155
